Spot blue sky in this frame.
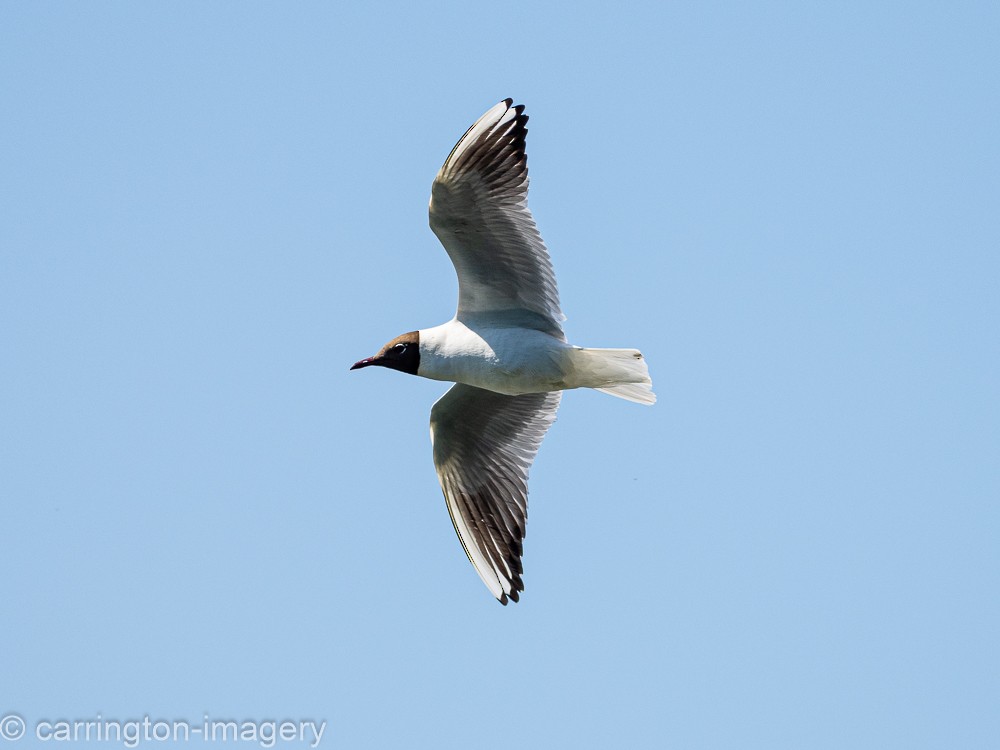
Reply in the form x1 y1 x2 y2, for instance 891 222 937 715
2 2 998 748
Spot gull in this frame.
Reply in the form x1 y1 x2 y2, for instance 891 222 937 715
351 99 655 604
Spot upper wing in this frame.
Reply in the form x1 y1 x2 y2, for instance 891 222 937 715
429 99 565 339
429 383 561 604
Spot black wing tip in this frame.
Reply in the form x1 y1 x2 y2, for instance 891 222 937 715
440 99 530 186
495 579 524 606
501 98 527 123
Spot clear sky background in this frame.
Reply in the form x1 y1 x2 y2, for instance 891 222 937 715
2 3 998 749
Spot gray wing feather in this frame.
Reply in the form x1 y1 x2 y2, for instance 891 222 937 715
429 383 561 604
429 99 565 339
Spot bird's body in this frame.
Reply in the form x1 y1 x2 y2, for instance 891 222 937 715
419 319 653 400
419 321 569 395
352 99 655 604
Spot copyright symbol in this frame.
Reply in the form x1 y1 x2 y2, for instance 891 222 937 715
0 714 25 741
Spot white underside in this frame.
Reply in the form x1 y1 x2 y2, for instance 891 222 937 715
418 319 655 403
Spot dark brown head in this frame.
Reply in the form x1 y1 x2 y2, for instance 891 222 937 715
350 331 420 376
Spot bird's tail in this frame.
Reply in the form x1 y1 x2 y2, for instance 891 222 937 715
565 347 656 405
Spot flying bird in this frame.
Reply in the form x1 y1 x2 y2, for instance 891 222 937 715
351 99 655 604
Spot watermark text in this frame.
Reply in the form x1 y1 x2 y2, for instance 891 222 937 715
0 713 326 748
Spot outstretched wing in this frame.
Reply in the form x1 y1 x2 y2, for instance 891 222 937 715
429 383 561 604
429 99 564 339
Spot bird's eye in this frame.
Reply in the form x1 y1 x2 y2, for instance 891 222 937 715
392 344 407 354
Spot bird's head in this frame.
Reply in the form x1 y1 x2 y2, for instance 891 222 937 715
350 331 420 375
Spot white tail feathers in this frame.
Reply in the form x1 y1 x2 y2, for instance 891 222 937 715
595 382 657 405
565 347 656 405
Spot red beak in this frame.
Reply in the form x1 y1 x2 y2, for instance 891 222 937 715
350 357 377 370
